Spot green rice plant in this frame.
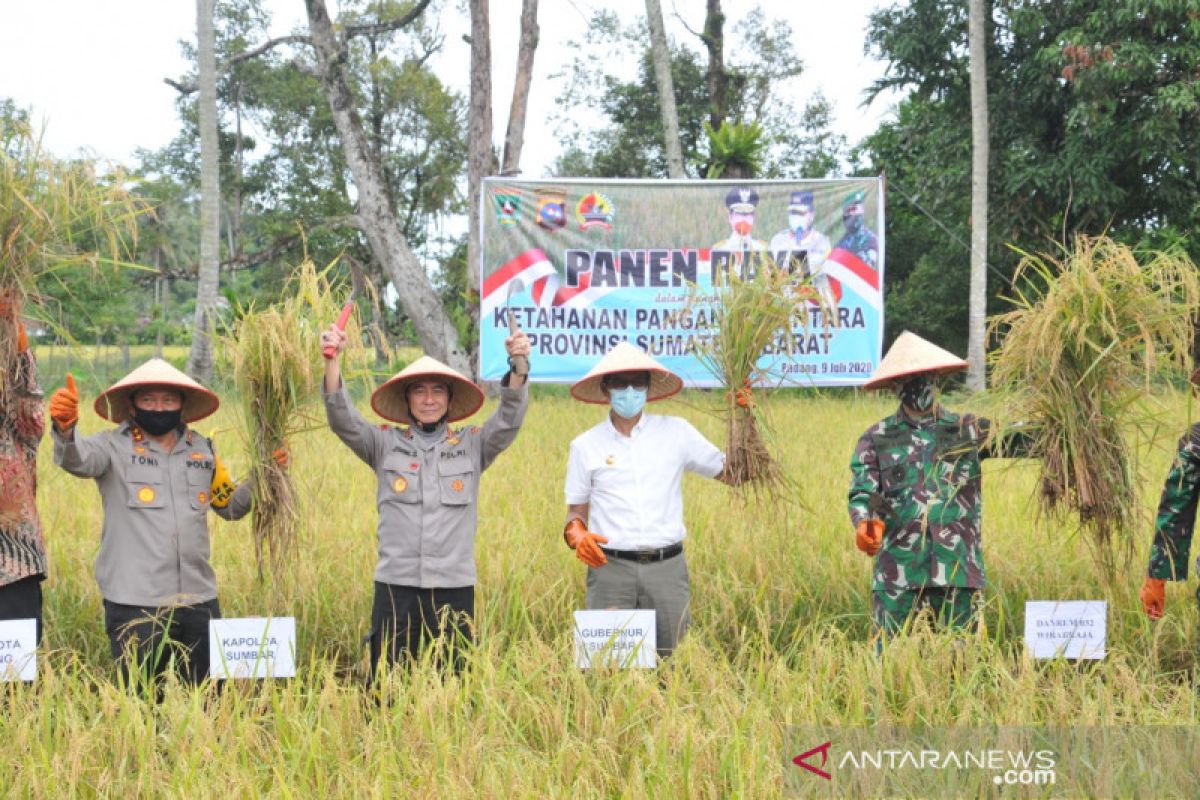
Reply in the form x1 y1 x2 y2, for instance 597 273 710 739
219 259 364 577
15 383 1200 795
0 114 148 407
691 259 818 500
987 235 1200 574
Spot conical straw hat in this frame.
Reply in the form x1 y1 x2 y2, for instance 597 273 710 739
862 331 968 389
570 341 683 404
371 355 485 424
95 358 220 423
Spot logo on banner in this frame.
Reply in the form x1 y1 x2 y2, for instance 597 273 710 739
575 192 615 230
493 190 520 226
536 189 567 231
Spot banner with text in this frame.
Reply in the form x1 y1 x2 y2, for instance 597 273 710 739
479 177 885 386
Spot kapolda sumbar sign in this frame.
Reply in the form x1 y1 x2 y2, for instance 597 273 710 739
479 177 884 386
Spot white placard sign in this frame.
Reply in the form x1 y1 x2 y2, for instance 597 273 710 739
1024 601 1106 660
209 617 296 679
574 609 657 669
0 619 37 682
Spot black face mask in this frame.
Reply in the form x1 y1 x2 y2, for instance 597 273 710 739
414 415 447 434
134 408 182 436
898 375 936 413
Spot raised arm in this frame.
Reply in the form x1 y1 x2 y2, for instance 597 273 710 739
479 332 532 470
320 323 386 468
50 374 111 478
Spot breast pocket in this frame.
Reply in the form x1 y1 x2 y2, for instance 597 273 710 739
437 458 475 506
876 452 911 496
938 451 980 492
382 454 421 504
184 458 214 509
125 464 166 509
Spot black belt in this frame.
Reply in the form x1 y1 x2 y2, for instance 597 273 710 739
600 543 683 564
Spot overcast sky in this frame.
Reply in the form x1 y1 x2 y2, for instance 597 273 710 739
0 0 898 173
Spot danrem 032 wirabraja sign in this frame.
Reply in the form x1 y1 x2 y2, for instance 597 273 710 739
478 177 885 387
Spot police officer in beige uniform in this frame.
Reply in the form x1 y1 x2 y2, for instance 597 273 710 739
321 325 530 677
48 359 267 686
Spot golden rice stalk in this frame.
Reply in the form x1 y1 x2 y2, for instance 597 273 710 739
691 257 822 502
988 235 1200 573
0 115 148 408
219 258 364 577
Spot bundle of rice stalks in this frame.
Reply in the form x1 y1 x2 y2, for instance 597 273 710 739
220 259 364 577
692 259 821 500
0 116 147 407
988 235 1200 572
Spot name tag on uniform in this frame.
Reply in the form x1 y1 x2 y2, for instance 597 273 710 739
574 609 657 669
209 617 296 679
0 619 37 682
1024 601 1106 660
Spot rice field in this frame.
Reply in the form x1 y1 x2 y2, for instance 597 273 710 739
3 383 1198 797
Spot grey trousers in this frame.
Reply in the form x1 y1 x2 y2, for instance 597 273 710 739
585 551 690 658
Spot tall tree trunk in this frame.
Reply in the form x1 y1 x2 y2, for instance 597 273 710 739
304 0 469 374
966 0 989 391
501 0 539 174
702 0 726 131
231 81 244 260
645 0 684 178
187 0 220 383
465 0 493 372
154 253 165 358
345 254 390 367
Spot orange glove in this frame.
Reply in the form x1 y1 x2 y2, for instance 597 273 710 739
48 373 80 431
1140 577 1166 619
855 519 884 556
564 518 608 568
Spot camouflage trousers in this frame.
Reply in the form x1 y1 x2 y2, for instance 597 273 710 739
872 587 982 637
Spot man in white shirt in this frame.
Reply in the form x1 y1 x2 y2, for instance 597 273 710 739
562 342 737 657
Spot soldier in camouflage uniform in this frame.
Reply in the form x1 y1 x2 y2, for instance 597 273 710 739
849 332 1030 637
835 189 879 270
1139 404 1200 633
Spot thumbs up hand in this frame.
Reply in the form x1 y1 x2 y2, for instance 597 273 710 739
49 373 80 432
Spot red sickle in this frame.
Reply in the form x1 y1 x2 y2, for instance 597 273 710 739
322 288 358 359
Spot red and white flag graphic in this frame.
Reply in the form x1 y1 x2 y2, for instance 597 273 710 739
821 248 881 310
481 249 617 316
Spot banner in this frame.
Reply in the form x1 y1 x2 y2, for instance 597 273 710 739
479 177 885 386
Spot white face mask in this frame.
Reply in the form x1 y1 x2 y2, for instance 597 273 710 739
789 212 811 235
610 386 648 419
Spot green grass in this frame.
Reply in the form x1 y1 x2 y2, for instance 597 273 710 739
2 386 1197 796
